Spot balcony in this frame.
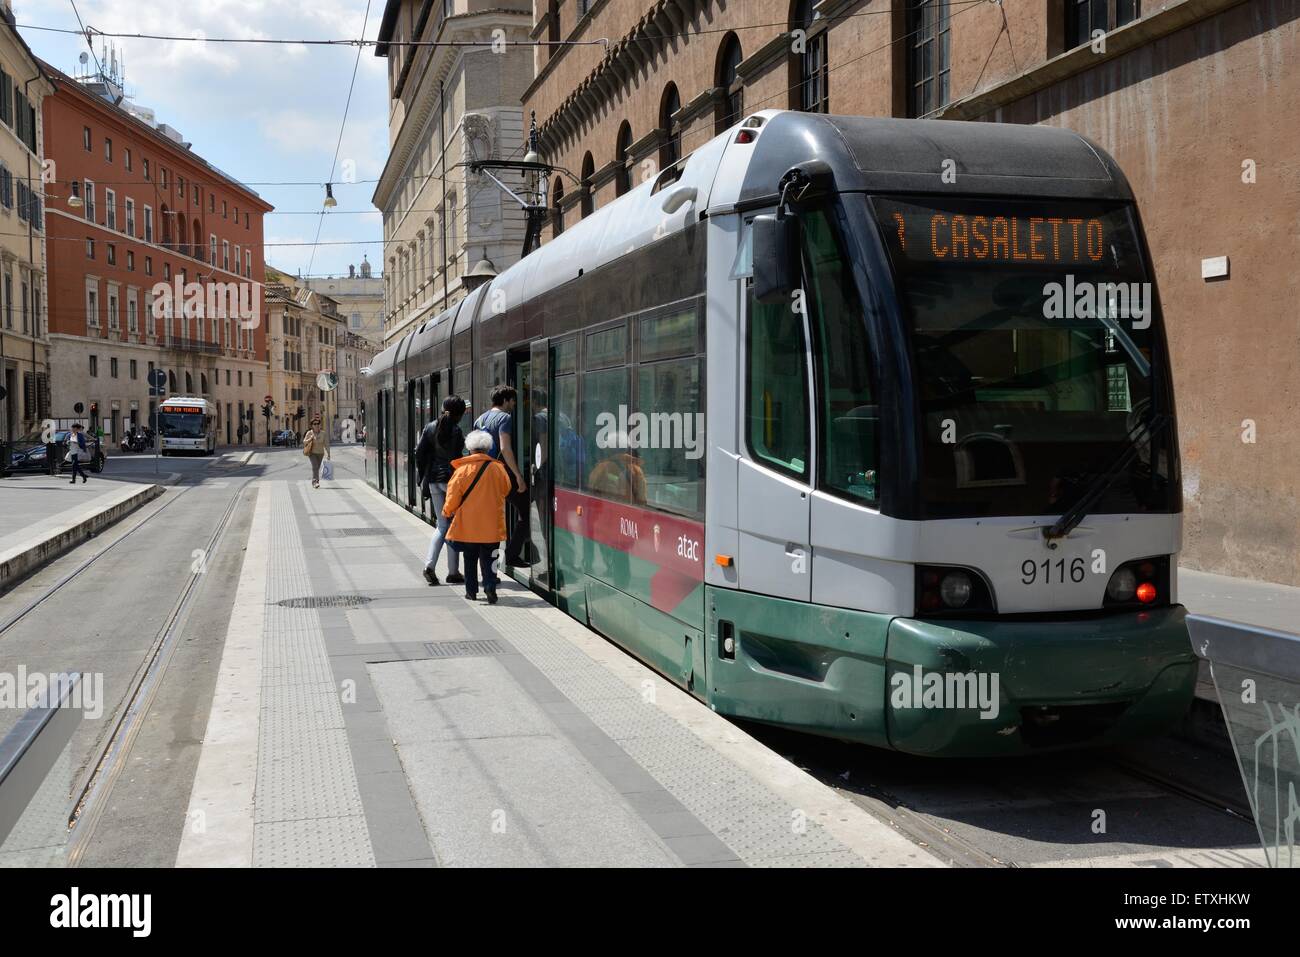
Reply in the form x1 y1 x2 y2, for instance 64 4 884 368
163 336 222 355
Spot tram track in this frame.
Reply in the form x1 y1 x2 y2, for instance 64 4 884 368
0 452 300 864
748 722 1259 867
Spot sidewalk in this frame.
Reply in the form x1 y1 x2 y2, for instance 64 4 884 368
178 474 936 868
0 474 163 592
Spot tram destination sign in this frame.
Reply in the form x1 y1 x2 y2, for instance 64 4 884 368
875 197 1131 268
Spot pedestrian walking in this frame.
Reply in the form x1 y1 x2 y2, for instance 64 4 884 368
415 395 467 586
302 414 329 488
443 429 512 604
66 423 89 484
473 385 533 569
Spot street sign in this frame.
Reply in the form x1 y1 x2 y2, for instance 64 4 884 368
148 369 166 388
73 402 84 414
316 371 339 392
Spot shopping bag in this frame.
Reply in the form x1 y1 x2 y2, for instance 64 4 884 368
321 459 334 481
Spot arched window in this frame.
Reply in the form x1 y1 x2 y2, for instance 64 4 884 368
580 152 594 217
659 83 681 170
716 35 744 133
185 371 193 394
201 373 208 394
614 121 633 196
168 370 177 392
791 0 828 113
552 177 565 235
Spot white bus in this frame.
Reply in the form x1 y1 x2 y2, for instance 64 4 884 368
158 396 217 455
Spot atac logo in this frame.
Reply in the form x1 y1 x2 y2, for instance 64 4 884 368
653 523 661 552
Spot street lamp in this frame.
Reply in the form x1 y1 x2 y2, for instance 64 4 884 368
323 183 338 209
66 180 83 209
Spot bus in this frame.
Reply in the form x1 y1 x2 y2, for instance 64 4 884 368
362 111 1192 756
158 396 217 455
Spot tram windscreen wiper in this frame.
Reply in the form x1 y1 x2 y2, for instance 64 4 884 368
1044 413 1172 541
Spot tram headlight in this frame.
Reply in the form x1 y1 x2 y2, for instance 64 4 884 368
915 565 995 617
1105 567 1137 602
940 571 973 608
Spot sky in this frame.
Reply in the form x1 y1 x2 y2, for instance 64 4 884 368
18 0 389 281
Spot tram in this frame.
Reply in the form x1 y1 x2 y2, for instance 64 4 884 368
362 111 1195 756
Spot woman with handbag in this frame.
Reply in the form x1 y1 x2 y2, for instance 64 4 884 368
416 395 467 586
442 429 512 604
66 423 90 484
302 414 329 488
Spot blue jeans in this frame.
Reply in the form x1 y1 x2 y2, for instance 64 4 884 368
424 482 460 576
69 454 88 481
455 542 500 597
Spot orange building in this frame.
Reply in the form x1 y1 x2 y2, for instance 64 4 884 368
41 59 273 445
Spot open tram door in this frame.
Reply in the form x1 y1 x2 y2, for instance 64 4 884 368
505 340 553 595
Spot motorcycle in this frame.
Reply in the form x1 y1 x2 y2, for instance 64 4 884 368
119 428 154 453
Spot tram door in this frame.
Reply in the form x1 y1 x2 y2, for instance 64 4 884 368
506 348 533 588
377 390 388 494
529 338 553 594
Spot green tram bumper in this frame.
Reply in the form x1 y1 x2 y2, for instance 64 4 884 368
885 606 1196 756
708 588 1196 757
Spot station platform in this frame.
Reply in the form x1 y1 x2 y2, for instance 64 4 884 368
177 471 936 868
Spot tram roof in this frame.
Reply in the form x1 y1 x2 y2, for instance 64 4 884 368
739 112 1133 205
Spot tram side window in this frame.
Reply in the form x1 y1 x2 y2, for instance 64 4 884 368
581 367 638 503
553 373 581 489
803 210 879 504
637 357 704 517
746 287 810 479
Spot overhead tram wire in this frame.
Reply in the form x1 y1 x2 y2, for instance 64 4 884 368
304 0 372 279
21 1 984 49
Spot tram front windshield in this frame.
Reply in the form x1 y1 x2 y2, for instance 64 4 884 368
159 412 206 438
873 196 1176 520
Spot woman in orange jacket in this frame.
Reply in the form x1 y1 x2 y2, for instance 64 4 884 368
442 429 513 603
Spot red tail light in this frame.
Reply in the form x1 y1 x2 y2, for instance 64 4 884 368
1136 582 1158 604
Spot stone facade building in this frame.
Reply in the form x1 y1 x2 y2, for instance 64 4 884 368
521 0 1300 586
300 257 385 345
373 0 535 347
0 2 52 443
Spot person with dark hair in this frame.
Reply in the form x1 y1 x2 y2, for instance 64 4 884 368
473 384 533 568
416 395 467 585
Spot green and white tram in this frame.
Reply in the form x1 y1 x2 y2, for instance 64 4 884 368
363 111 1193 756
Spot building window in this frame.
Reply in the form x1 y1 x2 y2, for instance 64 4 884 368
222 240 230 271
209 194 215 213
3 275 10 329
144 206 153 242
105 188 116 230
108 292 119 329
87 287 99 327
89 355 98 376
222 200 228 219
146 292 155 336
659 83 681 170
124 148 132 171
716 34 744 133
86 237 95 259
1067 0 1140 48
83 126 92 151
128 293 138 332
110 357 119 378
130 359 138 379
125 198 135 236
145 255 153 275
244 250 251 275
104 137 112 162
551 178 564 235
161 168 168 190
211 234 217 264
580 153 594 217
908 0 951 117
127 250 134 271
244 212 249 229
614 121 633 196
84 180 95 222
164 262 171 280
793 0 829 113
20 276 28 333
144 158 150 180
107 244 116 266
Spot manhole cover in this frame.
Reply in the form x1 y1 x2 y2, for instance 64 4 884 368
323 528 393 537
277 595 374 608
424 639 507 658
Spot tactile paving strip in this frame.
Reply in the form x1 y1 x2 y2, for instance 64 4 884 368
251 482 375 867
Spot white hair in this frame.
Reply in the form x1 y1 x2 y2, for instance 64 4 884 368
464 429 493 454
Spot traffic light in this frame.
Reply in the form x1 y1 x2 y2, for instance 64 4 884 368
296 406 305 420
88 402 98 419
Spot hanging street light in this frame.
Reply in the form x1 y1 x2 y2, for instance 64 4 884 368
323 183 338 209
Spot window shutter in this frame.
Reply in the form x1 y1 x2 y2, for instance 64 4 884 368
0 72 10 127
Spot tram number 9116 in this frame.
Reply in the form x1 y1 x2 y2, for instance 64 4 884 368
1021 557 1086 586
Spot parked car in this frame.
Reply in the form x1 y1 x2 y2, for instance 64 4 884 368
9 430 106 474
272 429 298 447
